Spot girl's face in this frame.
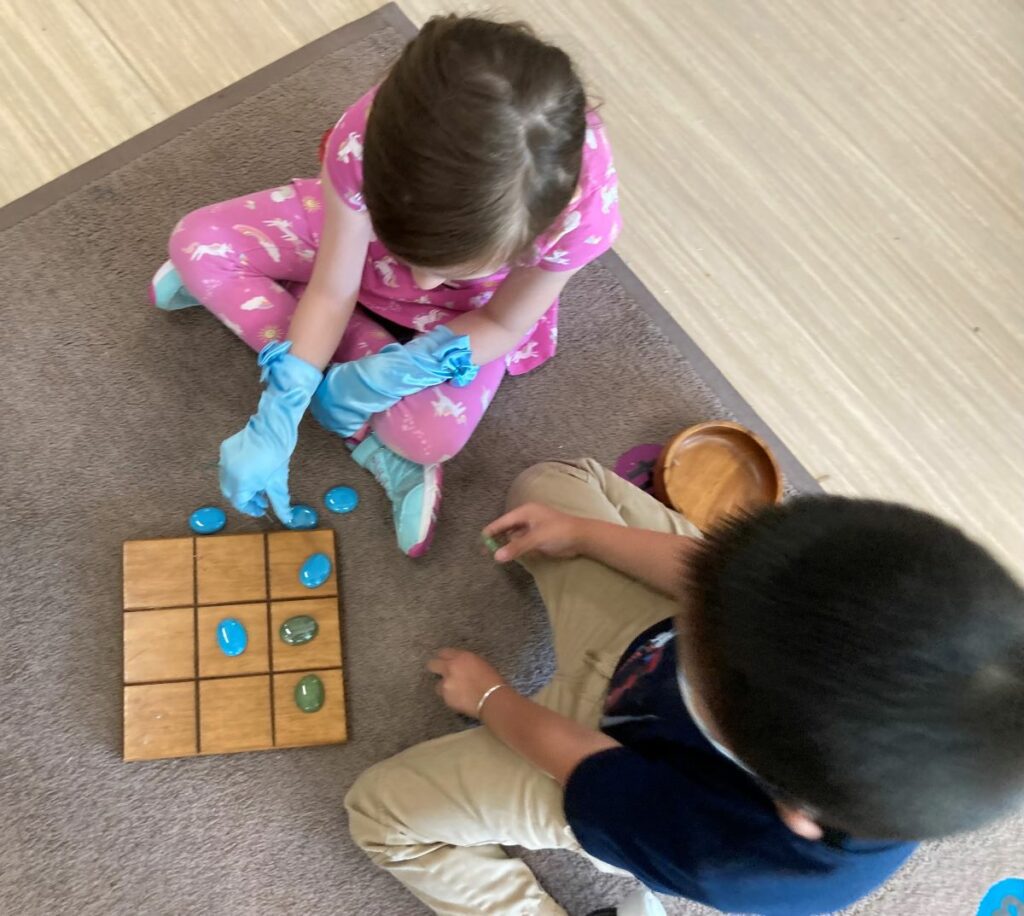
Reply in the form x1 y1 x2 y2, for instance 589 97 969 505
408 262 502 290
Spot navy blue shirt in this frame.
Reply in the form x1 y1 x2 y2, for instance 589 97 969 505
563 619 916 915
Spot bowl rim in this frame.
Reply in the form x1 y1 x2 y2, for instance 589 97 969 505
655 420 784 506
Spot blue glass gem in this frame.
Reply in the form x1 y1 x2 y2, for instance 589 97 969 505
287 504 318 530
299 552 332 589
189 505 226 535
216 618 247 657
324 485 359 514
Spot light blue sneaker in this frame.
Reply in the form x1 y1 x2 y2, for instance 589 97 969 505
351 433 442 557
149 259 201 311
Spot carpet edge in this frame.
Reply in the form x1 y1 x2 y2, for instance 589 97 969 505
0 3 416 230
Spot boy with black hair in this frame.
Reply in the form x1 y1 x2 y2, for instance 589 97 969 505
346 459 1024 915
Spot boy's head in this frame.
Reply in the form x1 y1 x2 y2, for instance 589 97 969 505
678 496 1024 840
363 14 586 273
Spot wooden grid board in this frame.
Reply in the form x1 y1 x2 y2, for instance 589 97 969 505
122 529 347 761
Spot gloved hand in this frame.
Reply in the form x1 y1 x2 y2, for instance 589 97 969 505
310 325 477 438
219 341 322 524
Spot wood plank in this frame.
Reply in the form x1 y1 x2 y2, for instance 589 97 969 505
196 533 267 606
270 598 343 673
124 607 195 684
124 681 197 761
272 668 347 748
0 0 164 201
199 674 273 754
267 529 337 600
74 0 385 113
197 603 271 679
122 537 194 610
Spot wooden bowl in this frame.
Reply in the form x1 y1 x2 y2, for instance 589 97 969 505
653 421 783 532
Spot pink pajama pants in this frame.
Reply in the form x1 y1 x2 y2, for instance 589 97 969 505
167 178 505 465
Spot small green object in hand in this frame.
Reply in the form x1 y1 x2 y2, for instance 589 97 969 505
482 533 503 555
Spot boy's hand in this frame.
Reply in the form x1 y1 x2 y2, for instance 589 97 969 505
484 503 585 563
427 648 509 718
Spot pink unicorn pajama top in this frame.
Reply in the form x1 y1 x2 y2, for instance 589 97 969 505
320 86 621 376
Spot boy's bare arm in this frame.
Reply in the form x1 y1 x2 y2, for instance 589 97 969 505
486 503 698 600
428 648 618 784
481 686 619 784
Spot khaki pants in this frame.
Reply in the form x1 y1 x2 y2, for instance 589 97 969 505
345 460 700 915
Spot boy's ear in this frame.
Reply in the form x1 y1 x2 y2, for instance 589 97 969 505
775 802 824 840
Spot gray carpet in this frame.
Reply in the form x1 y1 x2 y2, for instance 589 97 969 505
0 5 1018 914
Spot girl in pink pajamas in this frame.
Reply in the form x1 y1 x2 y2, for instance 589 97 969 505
153 15 620 556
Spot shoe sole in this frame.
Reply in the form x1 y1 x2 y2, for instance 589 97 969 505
150 259 201 310
405 463 442 558
149 259 175 306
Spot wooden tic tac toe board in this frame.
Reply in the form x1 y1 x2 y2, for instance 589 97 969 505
122 529 346 761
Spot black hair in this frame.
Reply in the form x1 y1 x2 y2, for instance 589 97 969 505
683 496 1024 839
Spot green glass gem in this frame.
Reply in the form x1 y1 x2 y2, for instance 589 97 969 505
482 533 503 554
279 614 319 646
294 674 324 713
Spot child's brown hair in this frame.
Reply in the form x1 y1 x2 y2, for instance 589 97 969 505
363 14 587 271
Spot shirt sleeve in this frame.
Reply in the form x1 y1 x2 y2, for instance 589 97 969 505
322 88 376 212
566 747 789 904
564 747 709 897
563 747 911 916
537 119 621 272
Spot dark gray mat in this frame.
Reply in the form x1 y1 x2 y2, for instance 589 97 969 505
1 5 1015 915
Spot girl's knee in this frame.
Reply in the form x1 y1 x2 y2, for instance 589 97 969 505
169 205 215 251
373 411 474 465
167 205 239 278
386 435 469 465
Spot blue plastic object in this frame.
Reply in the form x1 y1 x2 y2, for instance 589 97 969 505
324 486 359 514
188 505 227 535
977 878 1024 916
310 326 477 438
299 552 332 589
219 341 322 525
216 618 248 657
287 504 318 530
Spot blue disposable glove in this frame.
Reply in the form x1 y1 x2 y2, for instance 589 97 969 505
310 325 478 438
219 341 322 524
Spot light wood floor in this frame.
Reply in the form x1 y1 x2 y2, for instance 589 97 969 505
2 0 1022 572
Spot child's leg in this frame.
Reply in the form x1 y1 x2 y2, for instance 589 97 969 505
346 462 694 913
370 358 506 464
167 183 321 352
331 305 400 362
285 295 397 363
346 668 605 916
505 459 701 674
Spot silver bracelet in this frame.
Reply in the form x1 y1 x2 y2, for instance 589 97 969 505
475 683 509 718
